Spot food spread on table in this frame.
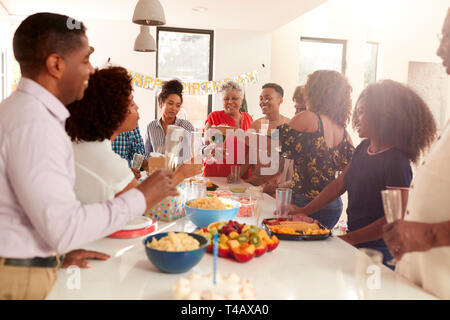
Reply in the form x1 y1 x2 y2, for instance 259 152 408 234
196 220 279 262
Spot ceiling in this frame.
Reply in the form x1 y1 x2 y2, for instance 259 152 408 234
0 0 327 32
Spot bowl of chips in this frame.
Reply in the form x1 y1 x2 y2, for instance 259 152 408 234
185 197 241 228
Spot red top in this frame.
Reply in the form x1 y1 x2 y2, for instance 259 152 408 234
204 110 253 177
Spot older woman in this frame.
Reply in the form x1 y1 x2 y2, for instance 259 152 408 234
279 70 355 229
204 81 253 177
145 79 194 164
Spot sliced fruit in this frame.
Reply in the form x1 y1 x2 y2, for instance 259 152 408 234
237 233 249 244
255 242 267 257
219 233 229 245
267 235 279 252
258 229 271 242
231 244 256 263
242 225 251 232
247 226 259 235
227 239 240 250
250 234 261 247
218 243 231 257
229 231 239 239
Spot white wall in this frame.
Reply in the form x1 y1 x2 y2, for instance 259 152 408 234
271 0 450 143
84 20 273 137
213 29 272 120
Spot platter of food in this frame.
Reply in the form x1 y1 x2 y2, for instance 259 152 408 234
195 220 279 263
263 217 331 241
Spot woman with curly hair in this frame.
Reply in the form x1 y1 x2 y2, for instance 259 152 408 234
279 70 355 229
290 79 437 268
66 66 140 203
144 79 194 163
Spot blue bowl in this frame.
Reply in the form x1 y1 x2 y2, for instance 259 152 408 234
143 232 208 274
185 199 241 228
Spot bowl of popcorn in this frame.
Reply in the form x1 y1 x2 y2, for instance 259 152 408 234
144 232 208 273
185 197 241 228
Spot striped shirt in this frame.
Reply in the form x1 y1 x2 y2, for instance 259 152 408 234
112 126 146 167
144 117 194 162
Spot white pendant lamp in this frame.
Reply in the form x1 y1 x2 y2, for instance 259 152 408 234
134 26 156 52
132 0 166 26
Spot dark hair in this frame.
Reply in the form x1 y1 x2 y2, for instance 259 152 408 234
262 83 284 97
292 85 305 104
13 12 87 76
65 66 133 142
304 70 352 127
158 79 183 106
353 80 437 163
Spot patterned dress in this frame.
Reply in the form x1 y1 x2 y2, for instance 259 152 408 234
278 114 354 199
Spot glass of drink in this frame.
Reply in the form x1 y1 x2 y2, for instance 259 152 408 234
381 189 403 266
249 186 264 227
132 153 145 170
276 188 292 217
191 179 206 199
229 165 240 184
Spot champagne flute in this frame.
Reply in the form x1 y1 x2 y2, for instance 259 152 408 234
380 189 403 266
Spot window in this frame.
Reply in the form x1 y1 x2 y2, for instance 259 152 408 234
298 37 347 85
364 42 379 87
156 27 214 129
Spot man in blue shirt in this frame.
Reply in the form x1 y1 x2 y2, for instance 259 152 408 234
112 126 147 177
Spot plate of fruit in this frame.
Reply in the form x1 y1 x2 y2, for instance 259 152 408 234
263 217 331 241
195 220 279 263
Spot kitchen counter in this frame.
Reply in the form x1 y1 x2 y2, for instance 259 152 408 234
46 178 436 300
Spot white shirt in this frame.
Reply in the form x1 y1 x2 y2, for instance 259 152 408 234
72 140 135 204
0 78 146 258
396 123 450 299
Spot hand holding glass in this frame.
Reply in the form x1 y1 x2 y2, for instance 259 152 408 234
381 189 403 266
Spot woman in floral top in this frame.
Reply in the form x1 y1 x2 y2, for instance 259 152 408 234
279 70 354 229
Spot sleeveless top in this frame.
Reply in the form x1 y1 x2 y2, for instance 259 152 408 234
278 114 354 199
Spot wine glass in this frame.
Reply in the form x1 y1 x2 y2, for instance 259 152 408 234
380 189 403 266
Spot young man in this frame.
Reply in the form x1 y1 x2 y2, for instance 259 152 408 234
0 13 178 299
112 125 148 178
236 83 290 189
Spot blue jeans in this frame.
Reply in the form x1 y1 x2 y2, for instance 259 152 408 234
293 194 342 229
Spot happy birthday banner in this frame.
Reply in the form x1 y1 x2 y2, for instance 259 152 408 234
128 70 258 96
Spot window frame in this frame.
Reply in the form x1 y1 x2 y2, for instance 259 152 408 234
365 41 379 86
155 26 214 119
299 36 348 76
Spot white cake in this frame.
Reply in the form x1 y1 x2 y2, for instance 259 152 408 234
173 273 256 300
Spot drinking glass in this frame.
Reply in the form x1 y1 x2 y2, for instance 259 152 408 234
249 186 263 227
131 153 144 170
191 180 206 199
229 165 240 184
380 189 403 266
276 188 292 217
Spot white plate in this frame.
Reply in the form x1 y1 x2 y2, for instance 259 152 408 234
121 216 153 231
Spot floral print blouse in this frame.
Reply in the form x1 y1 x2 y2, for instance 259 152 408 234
278 115 354 199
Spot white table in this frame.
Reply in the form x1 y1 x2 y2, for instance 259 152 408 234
47 178 437 300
